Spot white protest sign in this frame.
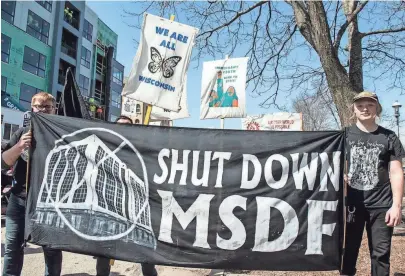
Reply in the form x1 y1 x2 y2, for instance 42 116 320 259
122 13 198 111
242 113 303 131
200 57 248 119
151 76 190 121
121 96 142 118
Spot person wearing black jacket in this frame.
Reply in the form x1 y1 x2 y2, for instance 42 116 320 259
2 92 63 276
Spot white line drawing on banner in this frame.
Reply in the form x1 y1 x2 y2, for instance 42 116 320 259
34 128 156 249
348 141 381 191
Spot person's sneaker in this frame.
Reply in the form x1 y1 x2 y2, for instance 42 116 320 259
209 269 225 276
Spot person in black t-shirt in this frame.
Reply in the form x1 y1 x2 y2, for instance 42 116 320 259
342 92 404 276
1 92 63 276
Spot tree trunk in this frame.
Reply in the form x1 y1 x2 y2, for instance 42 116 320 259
319 53 357 127
294 2 357 127
344 0 363 92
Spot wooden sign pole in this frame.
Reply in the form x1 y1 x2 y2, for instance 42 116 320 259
219 54 229 129
143 14 176 126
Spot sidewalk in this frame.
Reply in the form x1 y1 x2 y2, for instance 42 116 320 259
2 213 405 276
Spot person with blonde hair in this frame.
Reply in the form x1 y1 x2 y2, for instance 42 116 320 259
342 91 404 276
2 92 63 276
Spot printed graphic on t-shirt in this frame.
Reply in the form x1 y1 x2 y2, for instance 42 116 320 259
348 140 383 191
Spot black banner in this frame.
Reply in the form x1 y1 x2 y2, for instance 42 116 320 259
26 113 344 271
57 67 91 120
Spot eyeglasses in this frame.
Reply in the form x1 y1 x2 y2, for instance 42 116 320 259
32 104 54 110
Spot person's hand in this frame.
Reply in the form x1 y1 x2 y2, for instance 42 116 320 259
343 174 349 185
17 130 31 152
385 205 402 227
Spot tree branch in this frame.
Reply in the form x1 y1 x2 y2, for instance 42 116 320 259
287 0 314 47
361 26 405 38
197 1 267 39
331 2 342 41
363 47 405 66
333 1 369 52
247 24 298 83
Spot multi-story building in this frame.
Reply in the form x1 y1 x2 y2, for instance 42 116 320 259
1 1 125 141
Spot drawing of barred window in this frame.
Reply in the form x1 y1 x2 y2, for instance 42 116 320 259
35 134 156 249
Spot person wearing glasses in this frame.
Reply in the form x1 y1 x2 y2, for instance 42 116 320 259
2 92 63 276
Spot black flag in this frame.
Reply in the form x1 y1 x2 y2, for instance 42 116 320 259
27 113 345 271
57 67 91 119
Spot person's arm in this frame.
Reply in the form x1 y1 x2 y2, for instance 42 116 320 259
386 132 405 227
232 99 238 107
386 160 403 227
1 129 31 168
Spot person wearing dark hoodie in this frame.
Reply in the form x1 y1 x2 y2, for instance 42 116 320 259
2 92 63 276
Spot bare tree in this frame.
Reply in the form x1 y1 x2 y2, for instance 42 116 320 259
124 1 405 127
293 89 340 131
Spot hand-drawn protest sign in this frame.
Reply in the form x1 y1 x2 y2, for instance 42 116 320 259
200 57 248 119
150 76 190 121
122 13 198 111
27 113 344 271
242 113 303 131
121 95 141 118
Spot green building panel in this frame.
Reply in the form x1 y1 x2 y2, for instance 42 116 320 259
1 20 52 99
97 18 118 58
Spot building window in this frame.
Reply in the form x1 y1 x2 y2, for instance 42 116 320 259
111 90 121 108
23 47 46 78
64 2 80 30
136 104 141 114
83 20 93 42
61 28 77 59
19 83 41 110
113 67 123 86
135 119 140 124
3 123 20 141
81 47 91 68
2 76 7 93
27 10 50 44
94 80 105 105
1 1 15 24
36 1 52 12
78 75 89 96
1 34 11 63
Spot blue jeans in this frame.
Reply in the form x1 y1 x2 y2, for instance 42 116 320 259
96 257 157 276
2 193 63 276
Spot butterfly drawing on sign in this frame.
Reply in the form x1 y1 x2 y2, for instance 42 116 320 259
148 47 182 78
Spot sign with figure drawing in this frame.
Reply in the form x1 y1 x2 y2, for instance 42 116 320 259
27 113 344 271
122 13 198 112
200 57 248 119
